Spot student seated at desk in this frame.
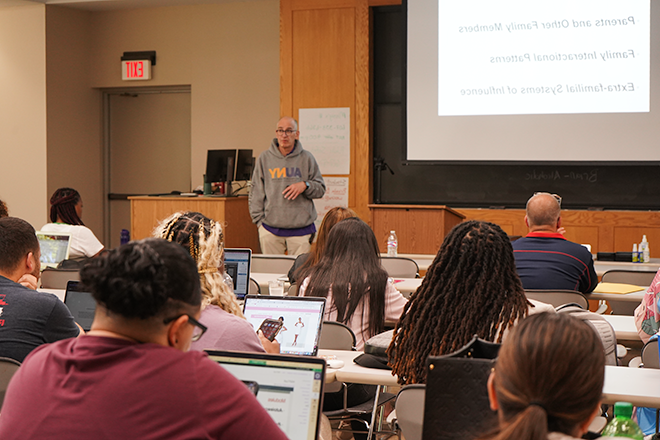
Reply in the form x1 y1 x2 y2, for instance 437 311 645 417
155 211 278 353
388 220 554 385
480 313 604 440
634 268 660 343
0 239 287 440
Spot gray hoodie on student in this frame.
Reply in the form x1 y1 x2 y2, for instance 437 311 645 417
249 139 325 229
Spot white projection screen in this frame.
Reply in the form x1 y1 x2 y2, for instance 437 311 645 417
406 0 657 162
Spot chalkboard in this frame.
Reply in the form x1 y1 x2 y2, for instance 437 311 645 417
372 6 660 210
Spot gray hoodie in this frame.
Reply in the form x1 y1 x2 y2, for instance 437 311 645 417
249 139 325 229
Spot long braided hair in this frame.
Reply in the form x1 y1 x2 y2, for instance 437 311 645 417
49 188 84 225
387 220 529 385
154 211 244 318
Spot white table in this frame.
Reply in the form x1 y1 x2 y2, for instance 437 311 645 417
595 259 660 277
37 288 65 301
603 315 639 341
319 349 660 408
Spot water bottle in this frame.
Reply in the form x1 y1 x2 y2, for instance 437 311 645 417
601 402 644 439
120 229 130 246
640 235 649 263
387 230 398 257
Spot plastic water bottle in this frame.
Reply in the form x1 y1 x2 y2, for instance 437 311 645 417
601 402 644 439
120 229 130 246
387 230 398 257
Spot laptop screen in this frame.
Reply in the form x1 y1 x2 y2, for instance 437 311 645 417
206 350 325 440
64 281 96 331
36 231 71 268
224 248 251 299
242 295 326 356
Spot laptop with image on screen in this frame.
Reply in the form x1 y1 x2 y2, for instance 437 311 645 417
206 350 326 440
36 231 71 269
224 248 252 299
242 295 326 356
64 280 97 331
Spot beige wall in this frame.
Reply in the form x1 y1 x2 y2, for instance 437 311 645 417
0 5 48 229
87 0 280 190
46 6 104 236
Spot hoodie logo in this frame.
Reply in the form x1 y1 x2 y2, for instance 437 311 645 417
268 167 302 179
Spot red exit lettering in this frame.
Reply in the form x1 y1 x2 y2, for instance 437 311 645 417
125 61 144 78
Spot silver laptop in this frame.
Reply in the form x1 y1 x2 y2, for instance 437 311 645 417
242 295 326 356
206 350 326 440
224 248 252 299
36 231 71 269
64 281 96 331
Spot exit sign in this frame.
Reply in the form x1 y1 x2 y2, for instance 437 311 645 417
122 60 151 81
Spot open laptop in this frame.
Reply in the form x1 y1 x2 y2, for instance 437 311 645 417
224 248 252 299
64 281 97 331
206 350 326 440
36 231 71 269
242 295 326 356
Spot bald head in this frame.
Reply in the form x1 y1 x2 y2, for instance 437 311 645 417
277 116 298 131
526 193 561 230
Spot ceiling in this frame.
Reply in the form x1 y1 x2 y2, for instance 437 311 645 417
0 0 259 12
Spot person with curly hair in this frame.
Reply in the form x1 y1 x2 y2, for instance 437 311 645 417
40 187 104 258
387 220 554 385
155 211 278 353
0 199 8 218
481 312 604 440
0 238 288 440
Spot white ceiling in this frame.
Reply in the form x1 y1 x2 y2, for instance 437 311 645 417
0 0 259 12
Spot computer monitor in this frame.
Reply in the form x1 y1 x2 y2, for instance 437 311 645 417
224 248 252 300
205 149 237 183
235 149 254 181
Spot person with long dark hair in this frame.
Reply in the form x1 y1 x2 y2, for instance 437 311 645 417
299 217 408 350
482 312 604 440
388 220 554 385
0 239 288 440
288 206 358 284
40 187 104 258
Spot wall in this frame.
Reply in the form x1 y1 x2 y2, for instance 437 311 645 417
0 5 48 228
87 0 280 190
46 6 104 236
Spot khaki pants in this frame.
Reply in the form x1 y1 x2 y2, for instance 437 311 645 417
258 226 312 256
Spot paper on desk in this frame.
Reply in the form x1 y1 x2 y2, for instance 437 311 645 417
593 282 645 294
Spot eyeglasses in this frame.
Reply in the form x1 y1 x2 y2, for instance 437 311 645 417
163 314 208 342
275 129 296 137
534 192 562 207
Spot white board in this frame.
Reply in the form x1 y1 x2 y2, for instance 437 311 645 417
313 177 349 232
298 108 350 175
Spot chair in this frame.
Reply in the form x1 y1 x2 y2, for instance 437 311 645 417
641 338 659 369
525 289 589 310
40 268 80 289
0 357 21 410
393 385 425 440
288 283 299 296
248 278 260 295
319 322 396 439
379 257 420 278
601 270 657 315
251 255 295 274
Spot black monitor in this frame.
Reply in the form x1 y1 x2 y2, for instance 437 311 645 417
206 149 236 183
235 149 254 181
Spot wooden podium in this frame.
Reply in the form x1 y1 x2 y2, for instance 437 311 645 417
369 205 465 254
129 196 259 251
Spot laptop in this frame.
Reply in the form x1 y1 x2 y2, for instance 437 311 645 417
224 248 252 299
242 295 326 356
36 231 71 269
64 281 97 331
206 350 326 440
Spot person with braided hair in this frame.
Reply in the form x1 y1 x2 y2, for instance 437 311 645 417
481 312 604 440
40 187 104 258
154 211 278 353
387 220 554 385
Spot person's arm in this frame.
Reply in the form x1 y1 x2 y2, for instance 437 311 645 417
78 226 104 258
581 254 598 294
17 274 38 290
257 330 281 353
248 156 266 226
383 278 409 321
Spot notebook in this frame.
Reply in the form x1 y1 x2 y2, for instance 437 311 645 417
36 231 71 269
64 281 97 331
206 350 326 440
224 248 252 299
242 295 326 356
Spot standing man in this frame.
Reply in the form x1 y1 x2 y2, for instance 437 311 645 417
512 192 598 293
249 116 325 255
0 217 80 362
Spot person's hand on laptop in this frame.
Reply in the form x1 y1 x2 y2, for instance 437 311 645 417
257 330 281 354
18 274 39 290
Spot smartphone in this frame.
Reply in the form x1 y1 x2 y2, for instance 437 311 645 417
241 380 260 396
258 318 283 342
